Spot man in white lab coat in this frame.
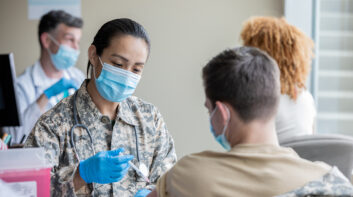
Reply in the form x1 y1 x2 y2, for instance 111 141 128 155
3 10 85 144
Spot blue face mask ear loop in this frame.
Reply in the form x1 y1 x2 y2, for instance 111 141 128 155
46 34 60 55
91 57 103 81
221 104 231 138
98 57 104 70
211 103 231 137
47 34 60 46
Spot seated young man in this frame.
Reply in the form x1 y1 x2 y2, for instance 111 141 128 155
147 47 353 197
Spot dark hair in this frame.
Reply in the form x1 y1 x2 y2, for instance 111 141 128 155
38 10 83 48
202 46 280 122
87 18 151 77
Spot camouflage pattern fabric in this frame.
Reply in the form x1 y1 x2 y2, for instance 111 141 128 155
24 80 177 197
276 167 353 197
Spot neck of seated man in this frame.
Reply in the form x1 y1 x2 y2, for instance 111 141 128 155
227 112 279 148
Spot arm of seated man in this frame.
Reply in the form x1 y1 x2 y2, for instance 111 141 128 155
151 171 169 197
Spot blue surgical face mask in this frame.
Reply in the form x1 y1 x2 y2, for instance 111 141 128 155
209 105 231 151
93 57 141 102
48 34 80 70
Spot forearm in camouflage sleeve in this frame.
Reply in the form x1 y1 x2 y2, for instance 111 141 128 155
24 121 85 196
148 109 177 184
141 134 176 192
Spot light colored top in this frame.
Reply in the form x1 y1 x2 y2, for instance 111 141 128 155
276 90 316 142
3 61 85 144
24 80 177 196
156 144 331 197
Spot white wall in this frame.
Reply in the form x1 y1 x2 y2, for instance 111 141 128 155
285 0 315 94
285 0 313 38
0 0 283 157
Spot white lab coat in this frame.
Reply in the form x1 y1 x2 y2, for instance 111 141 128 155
3 61 85 144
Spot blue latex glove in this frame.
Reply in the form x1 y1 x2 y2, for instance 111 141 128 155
134 189 152 197
79 148 134 184
43 78 78 99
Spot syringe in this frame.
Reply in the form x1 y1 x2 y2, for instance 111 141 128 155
129 161 150 183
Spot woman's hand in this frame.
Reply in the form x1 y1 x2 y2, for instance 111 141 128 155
78 147 133 184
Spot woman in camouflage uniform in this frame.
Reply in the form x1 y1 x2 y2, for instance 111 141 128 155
25 18 177 197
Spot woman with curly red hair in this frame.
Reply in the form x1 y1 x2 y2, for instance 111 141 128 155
241 16 316 142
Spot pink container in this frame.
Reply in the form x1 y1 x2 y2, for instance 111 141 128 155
0 167 51 197
0 148 52 197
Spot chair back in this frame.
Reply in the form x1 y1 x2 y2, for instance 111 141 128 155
280 134 353 179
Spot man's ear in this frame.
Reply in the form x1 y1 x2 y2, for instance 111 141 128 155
40 32 51 49
215 101 230 125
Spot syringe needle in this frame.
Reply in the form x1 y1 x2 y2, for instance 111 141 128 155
128 161 150 183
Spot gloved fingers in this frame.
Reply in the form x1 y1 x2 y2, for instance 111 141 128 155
111 162 130 172
65 80 79 90
71 80 80 89
111 154 134 164
135 189 152 196
115 164 130 175
110 166 130 180
78 160 92 183
68 81 79 90
57 78 66 85
108 147 125 157
59 78 79 90
57 78 70 88
67 83 77 90
97 176 116 184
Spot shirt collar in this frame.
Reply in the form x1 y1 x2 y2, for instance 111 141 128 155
32 60 70 88
117 99 139 126
76 79 139 126
32 61 46 87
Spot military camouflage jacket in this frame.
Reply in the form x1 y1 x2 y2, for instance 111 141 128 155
276 167 353 197
24 80 177 197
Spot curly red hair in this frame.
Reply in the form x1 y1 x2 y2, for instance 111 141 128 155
241 16 314 100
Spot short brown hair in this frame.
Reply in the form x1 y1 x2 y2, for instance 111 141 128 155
38 10 83 48
241 16 314 100
202 47 280 122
